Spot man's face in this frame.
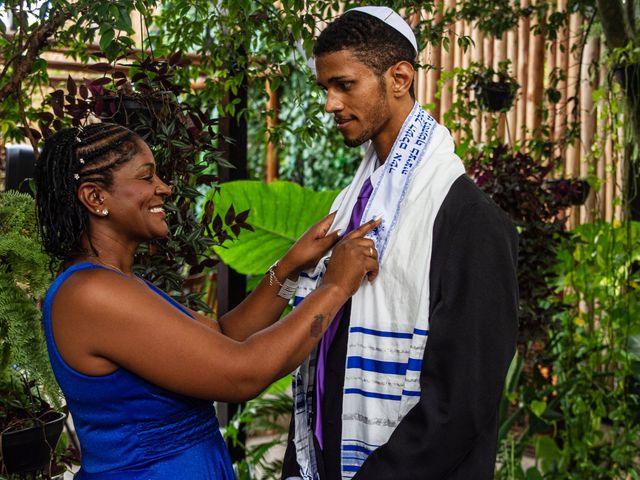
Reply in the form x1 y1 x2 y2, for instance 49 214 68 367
315 50 392 147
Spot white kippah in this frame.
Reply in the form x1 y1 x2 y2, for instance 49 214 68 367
347 6 418 54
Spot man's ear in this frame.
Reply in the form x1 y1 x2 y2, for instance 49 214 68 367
77 183 108 217
389 61 415 98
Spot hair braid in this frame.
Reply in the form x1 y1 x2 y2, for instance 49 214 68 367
35 123 139 264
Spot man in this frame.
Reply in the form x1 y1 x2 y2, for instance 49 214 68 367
282 7 519 480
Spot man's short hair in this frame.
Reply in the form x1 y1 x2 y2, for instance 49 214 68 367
314 10 417 78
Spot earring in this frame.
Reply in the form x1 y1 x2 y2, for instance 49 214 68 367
102 208 109 215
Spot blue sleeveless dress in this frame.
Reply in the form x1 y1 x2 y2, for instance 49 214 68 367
43 262 236 479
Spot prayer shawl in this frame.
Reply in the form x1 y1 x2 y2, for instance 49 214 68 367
290 103 465 480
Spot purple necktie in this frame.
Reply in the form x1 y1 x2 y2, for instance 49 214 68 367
314 178 374 449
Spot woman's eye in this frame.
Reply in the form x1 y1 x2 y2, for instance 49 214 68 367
143 175 154 182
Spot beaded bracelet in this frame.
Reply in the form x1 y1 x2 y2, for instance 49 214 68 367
268 262 298 300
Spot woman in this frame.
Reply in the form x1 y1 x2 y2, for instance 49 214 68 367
35 123 379 479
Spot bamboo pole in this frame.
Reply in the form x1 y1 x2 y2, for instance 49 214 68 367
471 25 484 142
481 34 494 144
452 17 465 144
554 0 570 163
615 125 625 220
526 3 546 137
595 59 607 220
565 12 583 227
428 3 444 120
579 37 599 223
265 79 279 183
495 32 508 140
439 0 457 120
516 0 530 143
605 130 614 221
506 22 519 146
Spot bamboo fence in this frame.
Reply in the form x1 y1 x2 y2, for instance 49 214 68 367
412 2 624 226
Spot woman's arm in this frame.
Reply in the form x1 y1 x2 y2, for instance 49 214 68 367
51 220 379 403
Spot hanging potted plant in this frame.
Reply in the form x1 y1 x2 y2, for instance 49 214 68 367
0 190 70 476
544 178 591 206
469 61 520 112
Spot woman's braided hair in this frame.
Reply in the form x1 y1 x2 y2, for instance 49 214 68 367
35 122 140 263
313 11 417 98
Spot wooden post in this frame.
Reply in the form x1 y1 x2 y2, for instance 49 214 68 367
217 69 248 463
265 79 280 183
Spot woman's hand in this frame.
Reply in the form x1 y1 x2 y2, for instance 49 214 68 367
323 218 381 298
279 212 342 276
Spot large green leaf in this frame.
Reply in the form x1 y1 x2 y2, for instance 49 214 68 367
208 180 340 275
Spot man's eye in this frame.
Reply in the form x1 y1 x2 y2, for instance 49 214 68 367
339 82 352 90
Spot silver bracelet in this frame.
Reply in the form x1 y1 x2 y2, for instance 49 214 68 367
268 262 298 300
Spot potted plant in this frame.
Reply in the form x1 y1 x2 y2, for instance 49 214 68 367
469 61 520 112
0 190 68 476
544 178 591 206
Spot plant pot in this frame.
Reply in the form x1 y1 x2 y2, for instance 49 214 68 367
545 179 590 206
474 81 517 112
613 63 640 100
1 411 66 474
96 95 167 127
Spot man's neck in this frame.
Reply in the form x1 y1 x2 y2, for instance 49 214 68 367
372 99 415 164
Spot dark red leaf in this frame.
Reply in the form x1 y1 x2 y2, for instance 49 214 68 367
50 90 64 118
225 205 235 226
131 72 148 83
37 111 54 123
20 126 42 141
212 214 223 232
196 174 218 186
112 71 127 79
79 84 89 100
201 258 218 268
66 75 77 96
235 209 250 223
52 119 62 131
88 63 113 72
169 52 181 66
189 264 204 275
203 200 214 225
90 77 112 86
239 222 255 232
230 224 241 237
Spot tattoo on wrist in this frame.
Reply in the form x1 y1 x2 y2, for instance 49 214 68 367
310 314 325 338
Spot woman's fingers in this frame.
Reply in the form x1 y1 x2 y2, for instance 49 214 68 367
315 211 337 236
343 216 382 240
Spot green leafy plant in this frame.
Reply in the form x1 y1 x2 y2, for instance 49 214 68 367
206 180 339 276
538 221 640 478
225 376 293 480
0 191 56 397
0 191 78 478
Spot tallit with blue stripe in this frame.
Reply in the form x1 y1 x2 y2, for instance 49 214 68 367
289 103 465 480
